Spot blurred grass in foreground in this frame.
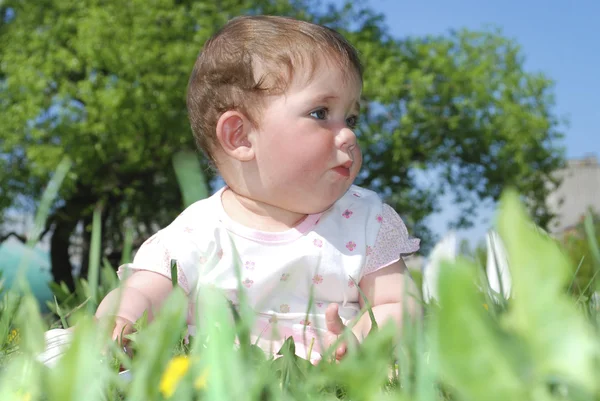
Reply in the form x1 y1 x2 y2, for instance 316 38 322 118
0 156 599 400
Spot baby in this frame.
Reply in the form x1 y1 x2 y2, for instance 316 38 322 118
95 15 420 363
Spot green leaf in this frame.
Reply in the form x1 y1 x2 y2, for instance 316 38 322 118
127 288 189 401
434 258 527 401
47 316 111 401
172 150 209 208
498 190 599 390
272 336 313 390
86 202 102 313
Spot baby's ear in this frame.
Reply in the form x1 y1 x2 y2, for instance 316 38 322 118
215 111 254 161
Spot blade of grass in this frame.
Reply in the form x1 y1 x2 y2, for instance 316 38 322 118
54 296 69 329
172 150 209 208
351 275 378 333
120 220 134 266
87 202 103 313
170 259 178 288
27 156 72 246
568 256 585 294
584 213 600 272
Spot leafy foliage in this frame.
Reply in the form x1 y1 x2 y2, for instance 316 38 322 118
1 0 565 286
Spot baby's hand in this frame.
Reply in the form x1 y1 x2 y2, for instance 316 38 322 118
324 303 359 361
107 316 136 357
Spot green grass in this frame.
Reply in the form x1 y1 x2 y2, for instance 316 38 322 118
2 158 600 400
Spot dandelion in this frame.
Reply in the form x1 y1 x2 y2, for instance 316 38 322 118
160 356 190 398
159 356 208 398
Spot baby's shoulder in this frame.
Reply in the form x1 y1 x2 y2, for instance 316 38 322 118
155 193 222 244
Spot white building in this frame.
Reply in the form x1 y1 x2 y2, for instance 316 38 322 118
546 154 600 234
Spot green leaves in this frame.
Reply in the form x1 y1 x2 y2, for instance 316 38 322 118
127 288 189 401
498 191 599 391
46 317 111 401
433 190 600 401
435 257 526 401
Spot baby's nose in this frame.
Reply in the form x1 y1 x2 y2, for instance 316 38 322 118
335 127 357 151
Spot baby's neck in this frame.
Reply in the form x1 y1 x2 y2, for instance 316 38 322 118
221 188 308 232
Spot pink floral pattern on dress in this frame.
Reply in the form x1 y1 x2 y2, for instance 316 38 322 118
280 273 290 282
346 241 356 251
342 209 353 219
243 278 254 288
366 245 373 256
280 304 290 313
376 214 383 223
364 204 420 275
353 192 361 197
316 302 323 308
312 274 323 285
300 319 311 326
245 261 255 270
348 278 356 288
313 239 323 248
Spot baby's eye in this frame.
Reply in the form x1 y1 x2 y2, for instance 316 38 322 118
346 115 359 129
309 108 328 120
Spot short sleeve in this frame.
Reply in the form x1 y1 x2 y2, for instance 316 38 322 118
363 204 420 276
117 231 191 293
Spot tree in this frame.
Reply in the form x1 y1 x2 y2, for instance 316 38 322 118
0 0 564 287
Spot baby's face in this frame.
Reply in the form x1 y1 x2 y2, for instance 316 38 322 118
250 62 363 214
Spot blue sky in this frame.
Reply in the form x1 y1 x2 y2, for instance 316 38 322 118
358 0 600 245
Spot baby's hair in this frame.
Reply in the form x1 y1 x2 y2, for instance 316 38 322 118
186 15 363 164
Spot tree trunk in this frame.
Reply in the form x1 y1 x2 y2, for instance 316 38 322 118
49 189 95 290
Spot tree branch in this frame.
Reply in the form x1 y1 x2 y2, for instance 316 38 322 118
0 231 27 243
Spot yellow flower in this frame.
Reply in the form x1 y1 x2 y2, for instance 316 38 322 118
159 356 208 398
160 356 191 398
7 329 19 344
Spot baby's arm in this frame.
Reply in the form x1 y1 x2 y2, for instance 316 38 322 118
352 259 420 341
95 271 174 339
